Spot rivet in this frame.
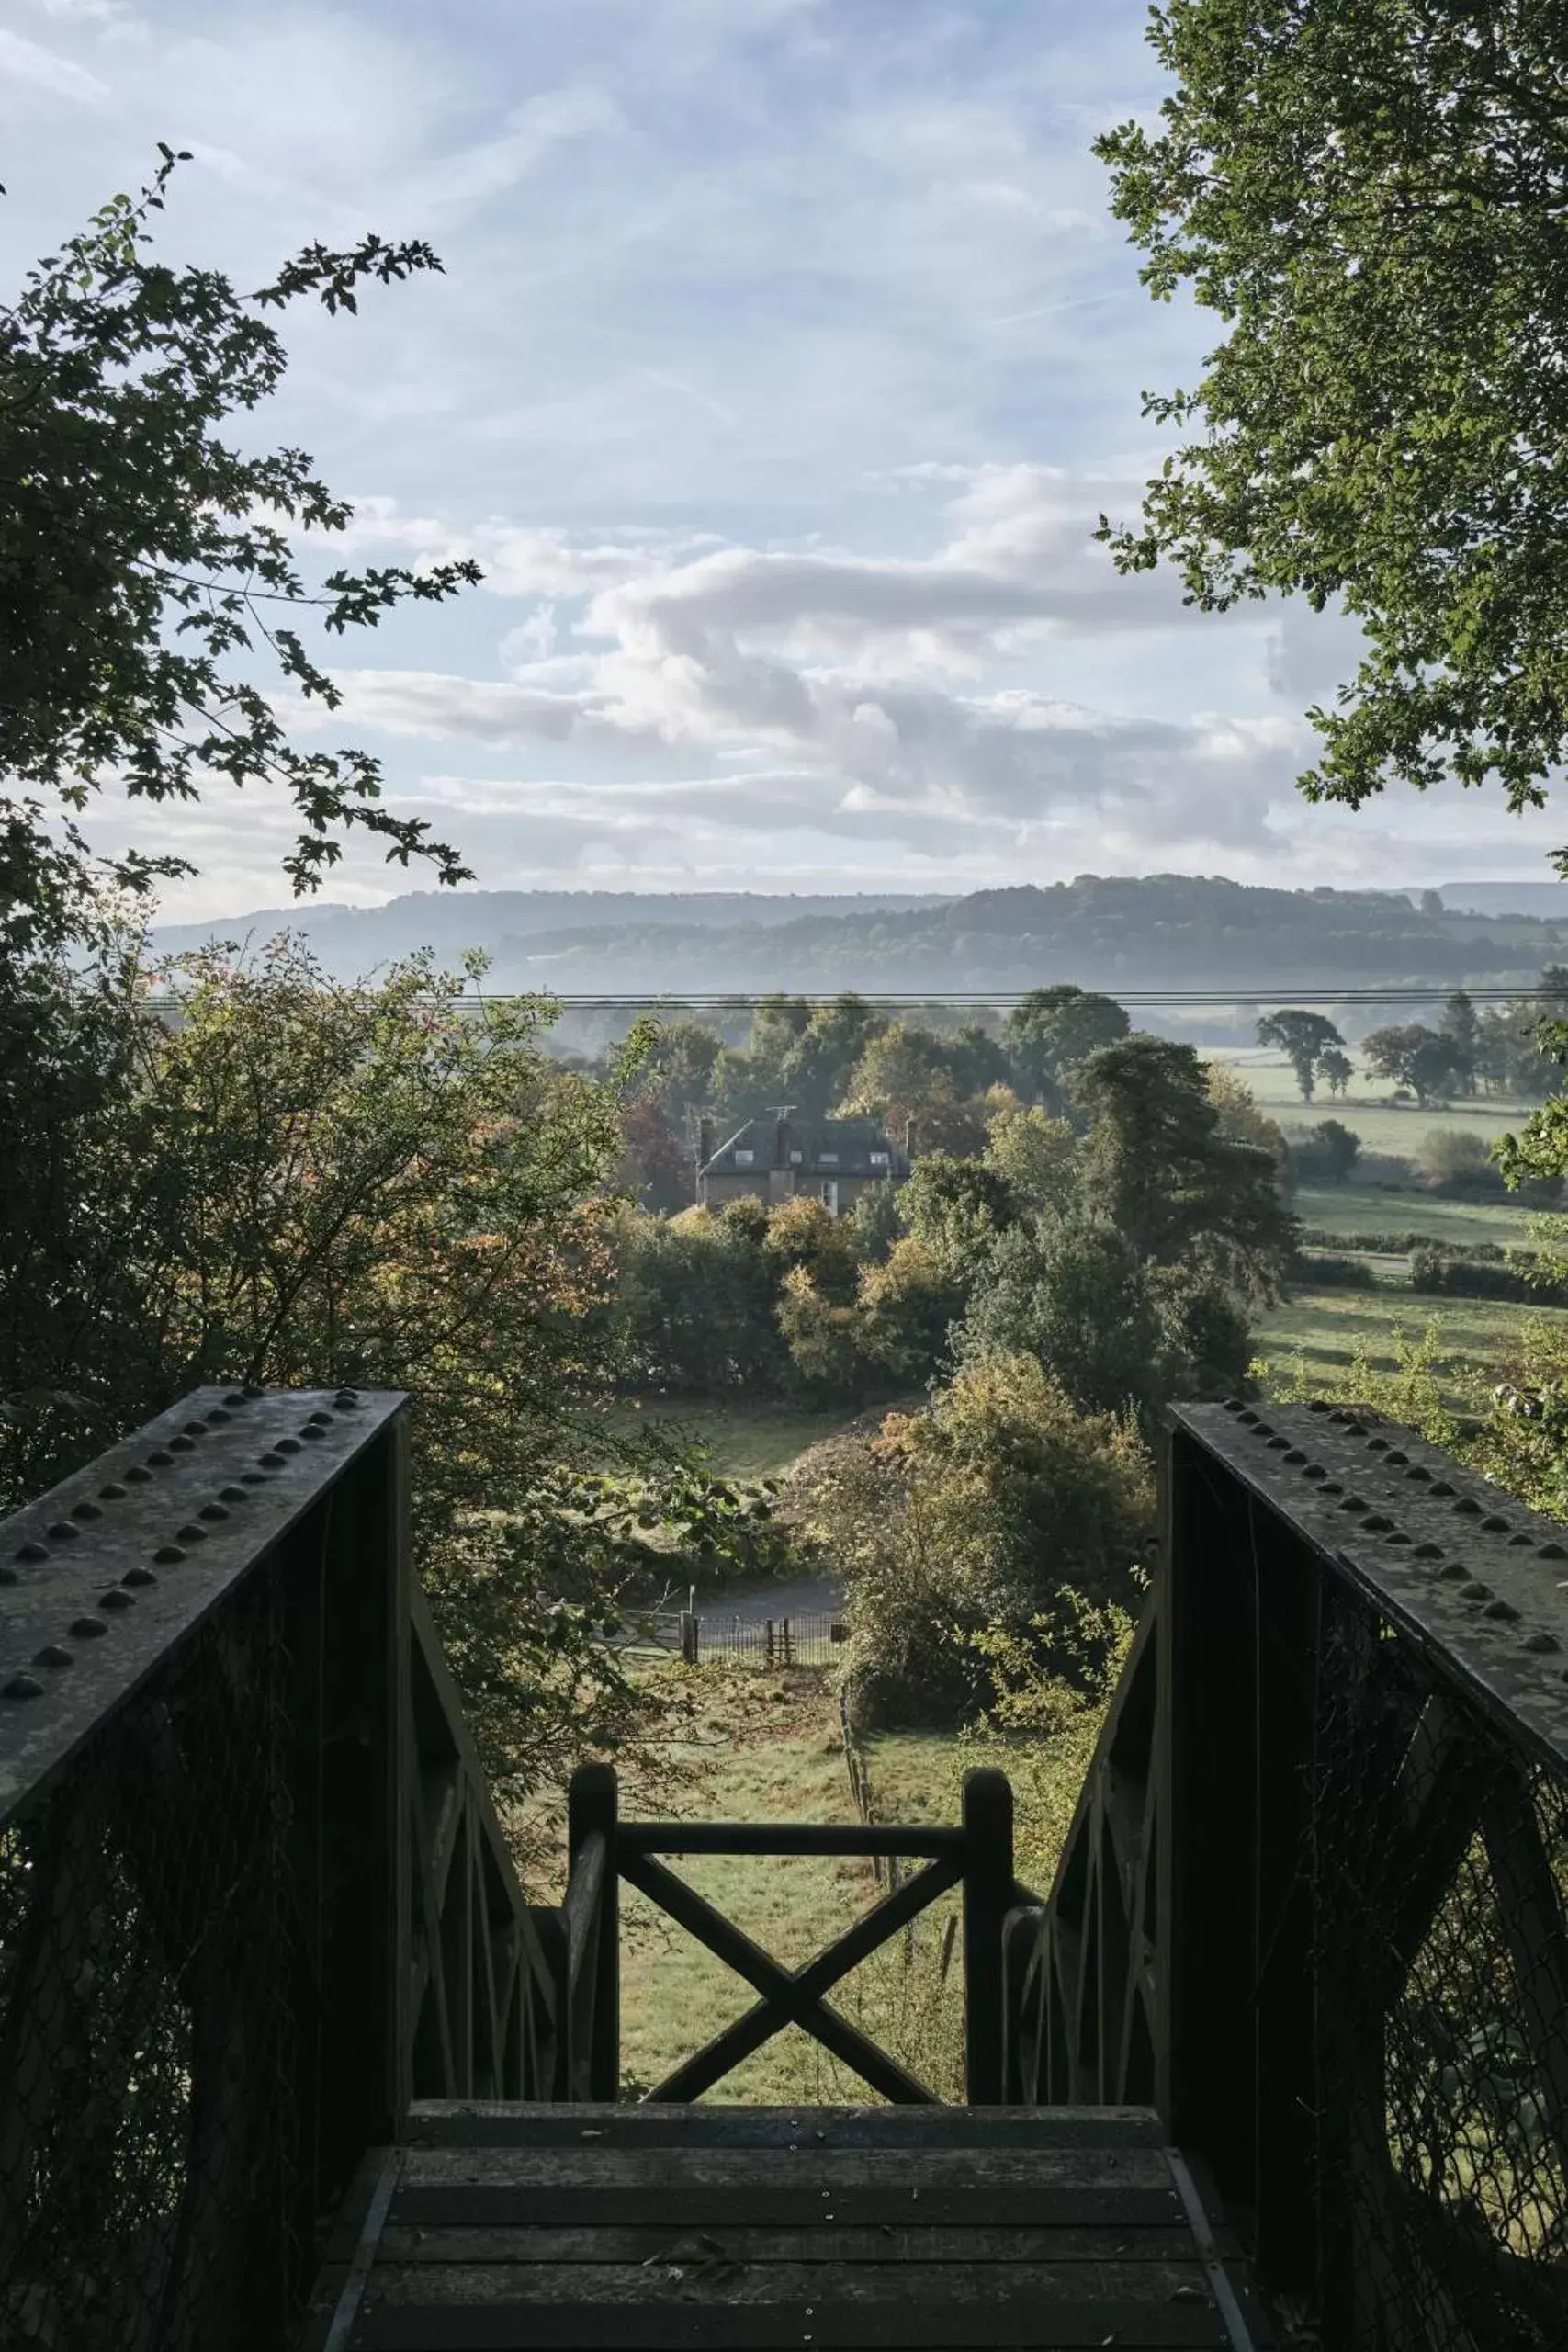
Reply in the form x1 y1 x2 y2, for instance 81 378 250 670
205 1408 231 1426
242 1383 265 1398
334 1390 361 1408
224 1391 248 1406
69 1616 108 1639
1303 1464 1327 1480
1451 1498 1481 1516
1224 1398 1246 1412
1266 1435 1289 1450
1439 1564 1471 1582
1384 1532 1412 1547
1481 1515 1511 1533
46 1523 78 1542
175 1524 208 1544
152 1544 187 1566
71 1501 101 1522
1404 1466 1432 1482
1283 1449 1307 1464
1413 1543 1443 1559
4 1675 44 1701
32 1645 71 1669
1525 1632 1562 1654
125 1465 152 1484
1483 1599 1520 1622
1539 1543 1568 1561
218 1487 249 1504
168 1436 195 1453
299 1425 325 1441
1251 1422 1275 1438
99 1589 134 1611
15 1542 48 1564
1367 1437 1390 1453
275 1437 302 1454
1460 1581 1493 1601
1361 1513 1393 1532
148 1450 175 1468
258 1453 286 1471
121 1566 156 1588
1508 1532 1534 1547
240 1472 266 1486
1321 1481 1345 1497
1384 1451 1409 1466
183 1421 209 1438
1236 1408 1258 1425
198 1503 230 1523
307 1410 333 1427
1340 1498 1369 1514
98 1482 127 1501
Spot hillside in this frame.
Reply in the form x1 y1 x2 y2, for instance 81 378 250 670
153 874 1568 997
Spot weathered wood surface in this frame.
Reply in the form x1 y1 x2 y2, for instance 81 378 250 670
315 2104 1272 2350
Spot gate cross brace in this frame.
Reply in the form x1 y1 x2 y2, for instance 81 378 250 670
619 1847 963 2104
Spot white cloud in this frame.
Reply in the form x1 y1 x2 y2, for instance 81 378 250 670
0 25 108 101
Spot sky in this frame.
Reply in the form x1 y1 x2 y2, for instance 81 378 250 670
4 0 1564 918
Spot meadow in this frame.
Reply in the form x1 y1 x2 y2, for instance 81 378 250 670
1292 1182 1539 1249
1212 1046 1539 1159
1253 1283 1568 1404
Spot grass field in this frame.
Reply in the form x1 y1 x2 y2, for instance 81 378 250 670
1293 1182 1539 1250
1255 1284 1568 1403
608 1399 861 1482
1213 1047 1539 1159
615 1661 967 2103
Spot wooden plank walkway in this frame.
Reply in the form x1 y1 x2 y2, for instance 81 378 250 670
306 2104 1275 2350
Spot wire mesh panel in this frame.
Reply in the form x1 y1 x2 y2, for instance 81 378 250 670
0 1559 305 2352
1312 1577 1568 2348
0 1387 412 2352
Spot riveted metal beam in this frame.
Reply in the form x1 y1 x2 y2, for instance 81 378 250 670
1171 1399 1568 1770
0 1384 406 1820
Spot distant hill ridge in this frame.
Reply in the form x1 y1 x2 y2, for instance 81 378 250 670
151 876 1568 995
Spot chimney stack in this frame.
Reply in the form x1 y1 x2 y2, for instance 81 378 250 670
698 1115 714 1168
775 1111 791 1169
904 1115 918 1159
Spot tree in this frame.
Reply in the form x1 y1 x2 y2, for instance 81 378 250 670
1255 1009 1346 1102
1003 986 1130 1107
1073 1035 1295 1293
1096 3 1568 834
1362 1022 1463 1105
3 153 479 950
1292 1118 1361 1184
1439 991 1480 1095
1319 1046 1354 1099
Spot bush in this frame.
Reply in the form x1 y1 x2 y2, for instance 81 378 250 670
791 1356 1156 1728
1409 1247 1568 1306
1289 1250 1378 1289
1297 1226 1509 1260
1418 1127 1505 1196
1289 1119 1361 1184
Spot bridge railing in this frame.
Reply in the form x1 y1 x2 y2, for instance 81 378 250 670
1007 1396 1568 2351
0 1386 559 2352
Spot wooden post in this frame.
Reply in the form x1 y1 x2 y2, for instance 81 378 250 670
765 1619 774 1669
568 1763 620 2102
962 1767 1013 2103
679 1611 698 1665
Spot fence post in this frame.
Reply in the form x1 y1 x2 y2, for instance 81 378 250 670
680 1611 698 1665
963 1767 1013 2103
568 1763 619 2102
765 1619 774 1668
782 1619 794 1668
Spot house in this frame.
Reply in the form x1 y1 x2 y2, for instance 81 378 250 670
696 1110 911 1215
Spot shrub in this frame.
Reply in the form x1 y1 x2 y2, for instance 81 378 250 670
1289 1118 1360 1184
1409 1248 1568 1306
1418 1127 1505 1196
795 1357 1156 1729
1290 1250 1378 1290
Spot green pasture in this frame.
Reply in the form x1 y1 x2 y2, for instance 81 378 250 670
1254 1285 1568 1406
1212 1047 1539 1159
1292 1183 1540 1250
604 1398 859 1483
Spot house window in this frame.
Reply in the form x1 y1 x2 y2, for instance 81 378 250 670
734 1149 755 1166
870 1150 889 1167
789 1149 803 1165
818 1151 839 1166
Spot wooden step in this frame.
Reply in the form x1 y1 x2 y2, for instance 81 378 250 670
303 2105 1274 2351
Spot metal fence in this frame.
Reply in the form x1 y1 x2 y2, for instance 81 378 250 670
615 1607 847 1665
1007 1397 1568 2348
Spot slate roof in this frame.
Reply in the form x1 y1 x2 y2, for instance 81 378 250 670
699 1114 908 1180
